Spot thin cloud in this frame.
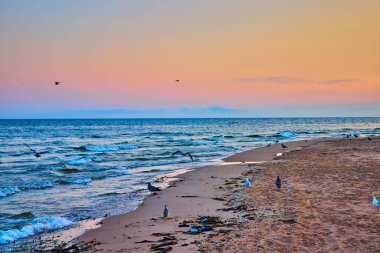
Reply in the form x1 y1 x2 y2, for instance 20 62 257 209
318 78 359 84
233 76 309 84
234 76 359 85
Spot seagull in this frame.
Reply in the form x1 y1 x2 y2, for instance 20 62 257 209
147 182 161 192
368 137 372 141
172 150 193 161
245 178 251 188
266 143 271 147
275 176 281 189
54 81 61 86
25 144 41 158
346 134 350 139
275 140 279 143
281 144 288 149
354 134 359 138
163 205 169 218
175 80 180 82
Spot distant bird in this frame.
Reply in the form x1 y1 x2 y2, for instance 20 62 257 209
368 137 372 141
275 176 281 189
281 144 288 149
304 139 308 143
275 140 279 143
175 80 180 82
54 81 61 86
373 196 380 210
354 134 359 138
25 144 41 158
147 182 161 192
346 134 350 139
266 143 271 147
172 150 193 161
163 205 169 218
245 178 251 188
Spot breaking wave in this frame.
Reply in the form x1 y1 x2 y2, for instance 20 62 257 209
0 216 73 244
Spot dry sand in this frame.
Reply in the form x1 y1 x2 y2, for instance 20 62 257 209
77 138 380 252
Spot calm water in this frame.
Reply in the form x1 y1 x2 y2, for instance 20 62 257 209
1 118 380 244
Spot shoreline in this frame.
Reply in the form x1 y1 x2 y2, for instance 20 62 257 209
74 138 324 252
5 135 378 252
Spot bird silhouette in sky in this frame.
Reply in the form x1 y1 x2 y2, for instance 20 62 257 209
54 81 61 86
172 150 193 161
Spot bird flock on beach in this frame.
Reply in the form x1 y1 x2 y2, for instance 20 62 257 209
23 132 379 220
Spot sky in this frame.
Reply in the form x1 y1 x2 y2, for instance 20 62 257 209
0 0 379 118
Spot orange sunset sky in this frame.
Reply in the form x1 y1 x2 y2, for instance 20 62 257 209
0 0 379 118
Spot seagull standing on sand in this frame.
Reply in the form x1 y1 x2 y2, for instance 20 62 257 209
368 137 372 141
172 150 194 161
163 205 169 218
275 176 281 189
147 182 161 192
266 143 271 147
354 134 359 138
281 144 288 149
25 144 41 158
245 178 251 188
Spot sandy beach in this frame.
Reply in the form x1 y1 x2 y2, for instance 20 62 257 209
76 137 380 252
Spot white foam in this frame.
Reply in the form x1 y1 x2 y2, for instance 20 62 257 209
207 136 225 141
119 145 138 150
0 216 73 244
85 145 119 152
280 132 296 139
71 178 91 184
0 187 20 197
67 157 92 166
28 182 54 190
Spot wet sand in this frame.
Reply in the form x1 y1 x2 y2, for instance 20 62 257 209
77 137 380 252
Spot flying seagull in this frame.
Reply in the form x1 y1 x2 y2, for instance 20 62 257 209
245 178 251 188
172 150 193 161
175 80 180 82
281 144 288 149
25 144 41 158
147 182 161 192
54 81 61 86
275 176 281 189
163 205 169 218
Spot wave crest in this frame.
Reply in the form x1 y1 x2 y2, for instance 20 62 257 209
0 216 73 244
